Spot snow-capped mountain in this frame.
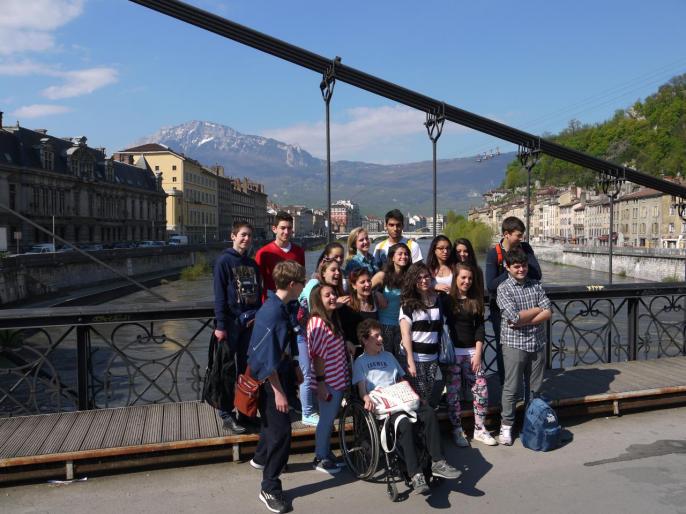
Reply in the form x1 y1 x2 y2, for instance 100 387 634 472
134 120 513 214
136 120 322 175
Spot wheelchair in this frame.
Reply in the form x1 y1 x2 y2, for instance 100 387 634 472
338 399 435 502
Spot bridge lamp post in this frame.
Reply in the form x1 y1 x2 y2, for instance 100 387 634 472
320 57 340 243
600 172 623 285
425 105 445 238
517 144 541 242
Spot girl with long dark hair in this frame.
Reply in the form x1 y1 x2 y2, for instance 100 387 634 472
453 238 484 300
308 283 348 474
339 267 378 355
399 262 446 403
445 262 496 447
426 235 456 294
371 243 411 358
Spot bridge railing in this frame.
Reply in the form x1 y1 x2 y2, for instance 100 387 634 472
1 282 684 417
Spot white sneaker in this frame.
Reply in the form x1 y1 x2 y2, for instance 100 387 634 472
472 428 498 446
452 427 470 448
250 458 265 470
498 425 513 446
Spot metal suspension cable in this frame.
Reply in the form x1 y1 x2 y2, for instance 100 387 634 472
129 0 686 199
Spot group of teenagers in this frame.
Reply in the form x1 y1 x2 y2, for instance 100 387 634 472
213 209 551 513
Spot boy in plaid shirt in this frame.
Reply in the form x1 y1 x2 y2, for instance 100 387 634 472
496 247 552 446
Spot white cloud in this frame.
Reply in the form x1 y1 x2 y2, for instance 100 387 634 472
262 105 469 160
0 0 85 55
42 67 119 99
0 61 118 99
11 104 71 119
0 0 85 31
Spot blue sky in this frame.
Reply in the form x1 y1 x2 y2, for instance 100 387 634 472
1 0 685 164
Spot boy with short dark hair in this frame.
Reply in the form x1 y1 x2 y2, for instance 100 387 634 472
255 211 305 301
496 248 552 446
373 209 422 267
352 319 460 496
248 260 306 514
485 216 542 385
212 221 262 434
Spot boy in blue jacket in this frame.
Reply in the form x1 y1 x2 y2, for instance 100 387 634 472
485 216 542 385
248 260 305 514
213 221 262 434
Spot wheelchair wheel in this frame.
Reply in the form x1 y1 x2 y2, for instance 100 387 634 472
386 478 399 502
338 400 379 480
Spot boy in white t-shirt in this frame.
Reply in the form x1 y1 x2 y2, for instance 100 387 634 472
352 319 459 495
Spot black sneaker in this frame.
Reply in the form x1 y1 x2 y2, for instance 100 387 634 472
313 457 340 474
223 416 247 434
259 490 291 513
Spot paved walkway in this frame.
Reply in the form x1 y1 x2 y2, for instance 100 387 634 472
4 406 686 514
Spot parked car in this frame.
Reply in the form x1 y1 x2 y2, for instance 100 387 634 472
80 244 104 252
139 240 164 248
168 235 188 246
112 242 135 249
25 243 56 254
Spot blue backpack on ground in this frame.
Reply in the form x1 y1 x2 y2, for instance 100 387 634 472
521 398 561 451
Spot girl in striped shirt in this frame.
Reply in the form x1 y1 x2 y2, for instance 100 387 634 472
399 262 448 404
308 284 349 474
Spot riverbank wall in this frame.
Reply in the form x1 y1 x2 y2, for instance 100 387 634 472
534 244 685 282
0 236 327 306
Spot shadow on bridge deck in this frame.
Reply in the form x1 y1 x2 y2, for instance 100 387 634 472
2 356 686 484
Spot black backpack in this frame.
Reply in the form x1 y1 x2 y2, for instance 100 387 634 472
202 332 237 411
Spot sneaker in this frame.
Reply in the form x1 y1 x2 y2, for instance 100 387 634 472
498 425 513 446
313 457 341 475
326 452 346 468
473 428 498 446
222 416 247 434
452 427 470 448
250 459 288 473
301 413 320 427
431 460 461 479
411 473 430 495
258 489 290 513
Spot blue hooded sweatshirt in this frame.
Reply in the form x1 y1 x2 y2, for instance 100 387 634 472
247 291 297 381
213 248 262 332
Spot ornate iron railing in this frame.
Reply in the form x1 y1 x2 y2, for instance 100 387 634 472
1 282 685 416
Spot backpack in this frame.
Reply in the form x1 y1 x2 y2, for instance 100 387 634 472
202 332 237 411
520 398 561 451
495 242 504 270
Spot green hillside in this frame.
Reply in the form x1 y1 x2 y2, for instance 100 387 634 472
503 74 686 188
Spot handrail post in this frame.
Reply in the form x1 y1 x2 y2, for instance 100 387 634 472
545 317 552 369
76 325 91 410
627 297 638 360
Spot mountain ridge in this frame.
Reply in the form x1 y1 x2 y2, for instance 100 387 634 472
134 120 512 216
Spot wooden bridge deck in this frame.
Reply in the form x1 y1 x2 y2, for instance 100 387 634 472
2 356 686 483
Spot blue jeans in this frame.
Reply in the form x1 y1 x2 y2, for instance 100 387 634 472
297 335 317 417
315 384 344 460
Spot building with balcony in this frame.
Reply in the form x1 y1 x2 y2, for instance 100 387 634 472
0 119 166 250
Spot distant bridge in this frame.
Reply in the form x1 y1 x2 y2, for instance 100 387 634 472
335 232 435 242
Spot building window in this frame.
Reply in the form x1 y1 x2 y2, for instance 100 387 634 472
172 165 177 171
155 165 160 171
172 176 177 182
9 184 16 210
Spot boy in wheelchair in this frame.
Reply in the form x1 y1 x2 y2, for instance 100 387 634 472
352 319 460 495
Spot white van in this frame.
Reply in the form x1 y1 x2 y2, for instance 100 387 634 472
26 243 56 254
